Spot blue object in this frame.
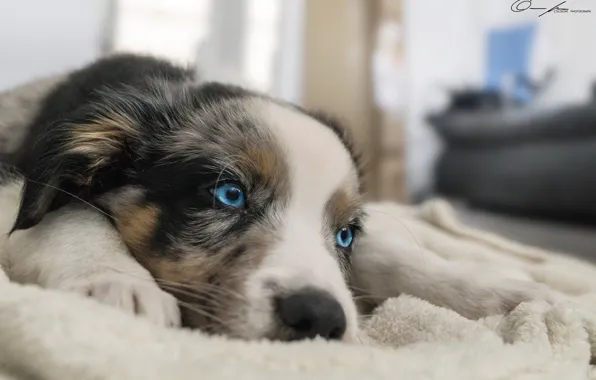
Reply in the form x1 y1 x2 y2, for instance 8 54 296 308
485 23 536 103
213 182 245 208
335 226 354 248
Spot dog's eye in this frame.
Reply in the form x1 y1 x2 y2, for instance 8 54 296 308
212 182 245 208
335 226 354 248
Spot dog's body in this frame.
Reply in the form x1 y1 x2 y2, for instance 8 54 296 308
0 55 557 342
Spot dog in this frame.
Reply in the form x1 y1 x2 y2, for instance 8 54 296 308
0 54 558 342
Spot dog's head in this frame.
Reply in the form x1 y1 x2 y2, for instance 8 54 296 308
13 80 365 341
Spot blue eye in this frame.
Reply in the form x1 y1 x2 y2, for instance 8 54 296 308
335 226 354 248
213 183 245 208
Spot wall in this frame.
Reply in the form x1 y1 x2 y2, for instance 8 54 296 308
403 0 596 200
532 1 596 107
0 0 107 91
403 0 483 200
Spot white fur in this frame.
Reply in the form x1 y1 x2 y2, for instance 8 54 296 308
351 204 561 319
240 101 360 340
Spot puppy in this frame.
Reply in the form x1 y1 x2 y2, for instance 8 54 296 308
0 54 557 342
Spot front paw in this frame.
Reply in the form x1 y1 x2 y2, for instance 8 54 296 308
461 280 562 319
61 275 181 328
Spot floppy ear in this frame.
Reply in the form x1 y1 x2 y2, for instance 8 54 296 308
11 106 139 232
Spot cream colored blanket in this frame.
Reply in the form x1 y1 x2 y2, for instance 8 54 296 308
1 199 595 380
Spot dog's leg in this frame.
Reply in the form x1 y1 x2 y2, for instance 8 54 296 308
351 214 560 319
1 182 180 327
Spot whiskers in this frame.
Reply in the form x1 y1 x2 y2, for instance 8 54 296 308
158 280 244 331
364 207 425 258
17 177 116 221
348 283 397 298
89 265 250 333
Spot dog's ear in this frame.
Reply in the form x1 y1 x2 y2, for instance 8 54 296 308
11 105 139 232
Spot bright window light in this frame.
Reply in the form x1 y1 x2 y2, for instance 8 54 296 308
111 0 212 66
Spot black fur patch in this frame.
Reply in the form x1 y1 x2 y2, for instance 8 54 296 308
10 54 290 261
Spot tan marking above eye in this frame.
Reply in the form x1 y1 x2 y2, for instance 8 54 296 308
325 187 362 228
113 204 160 255
243 146 286 184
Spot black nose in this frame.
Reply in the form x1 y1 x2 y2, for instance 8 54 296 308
275 288 346 340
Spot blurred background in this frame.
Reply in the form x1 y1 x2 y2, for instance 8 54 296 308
1 0 596 260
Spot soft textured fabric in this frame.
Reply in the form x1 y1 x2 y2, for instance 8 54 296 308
1 199 595 380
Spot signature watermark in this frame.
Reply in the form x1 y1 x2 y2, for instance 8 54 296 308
511 1 591 16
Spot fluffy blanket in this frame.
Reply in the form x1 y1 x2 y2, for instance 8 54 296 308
1 77 596 379
1 199 595 380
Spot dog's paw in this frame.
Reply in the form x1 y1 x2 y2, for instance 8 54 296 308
61 275 181 328
459 280 562 319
